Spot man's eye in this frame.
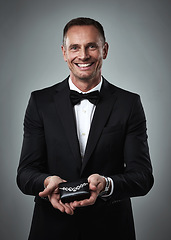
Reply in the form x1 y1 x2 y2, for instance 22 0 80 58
71 46 78 50
89 45 97 50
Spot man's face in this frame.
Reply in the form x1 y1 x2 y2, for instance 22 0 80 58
62 25 108 83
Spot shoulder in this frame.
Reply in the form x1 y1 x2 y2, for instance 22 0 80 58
103 77 140 101
103 78 145 119
114 85 140 104
102 78 143 116
29 78 69 106
31 78 68 97
27 78 69 110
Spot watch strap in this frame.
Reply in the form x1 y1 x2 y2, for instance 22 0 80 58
99 176 110 196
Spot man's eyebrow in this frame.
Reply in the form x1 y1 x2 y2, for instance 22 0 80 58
87 42 98 46
69 42 98 48
69 44 79 48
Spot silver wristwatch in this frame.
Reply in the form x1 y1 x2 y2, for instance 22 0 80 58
99 176 111 196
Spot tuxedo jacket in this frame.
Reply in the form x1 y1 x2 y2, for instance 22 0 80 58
17 77 154 240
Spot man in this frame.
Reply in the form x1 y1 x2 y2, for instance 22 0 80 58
17 17 154 240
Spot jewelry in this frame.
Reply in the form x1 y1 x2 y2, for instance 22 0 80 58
59 182 88 192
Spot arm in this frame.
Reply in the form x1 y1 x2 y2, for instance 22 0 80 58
69 96 154 209
17 92 50 196
111 95 154 201
17 93 76 215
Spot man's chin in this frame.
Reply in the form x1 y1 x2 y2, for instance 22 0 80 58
74 73 96 82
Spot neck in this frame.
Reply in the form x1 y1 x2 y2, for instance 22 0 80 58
70 73 102 92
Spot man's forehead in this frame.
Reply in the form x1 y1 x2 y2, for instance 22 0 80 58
65 25 102 45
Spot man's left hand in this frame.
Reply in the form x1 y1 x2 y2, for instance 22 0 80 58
70 174 106 208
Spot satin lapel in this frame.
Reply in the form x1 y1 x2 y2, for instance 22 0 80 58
81 79 117 174
53 80 82 168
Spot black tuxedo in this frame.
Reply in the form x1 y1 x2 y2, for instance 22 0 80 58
17 77 154 240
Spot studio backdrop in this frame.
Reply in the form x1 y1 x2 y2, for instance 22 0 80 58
0 0 171 239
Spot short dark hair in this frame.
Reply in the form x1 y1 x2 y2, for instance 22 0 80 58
63 17 106 45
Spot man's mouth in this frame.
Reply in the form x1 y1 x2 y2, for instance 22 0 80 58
75 63 94 68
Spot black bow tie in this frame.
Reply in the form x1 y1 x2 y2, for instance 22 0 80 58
70 90 101 106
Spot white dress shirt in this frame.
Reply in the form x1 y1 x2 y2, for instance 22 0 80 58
69 77 102 158
69 77 114 197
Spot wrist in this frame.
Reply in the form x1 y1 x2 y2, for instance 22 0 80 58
99 176 111 196
101 176 107 192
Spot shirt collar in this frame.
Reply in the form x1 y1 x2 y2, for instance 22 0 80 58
69 77 103 94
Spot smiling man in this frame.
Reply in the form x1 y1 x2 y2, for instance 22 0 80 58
62 24 108 90
17 17 154 240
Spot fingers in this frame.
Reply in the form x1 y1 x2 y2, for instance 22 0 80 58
50 193 75 215
72 191 98 208
71 174 105 208
50 194 65 212
39 176 63 198
39 186 56 198
39 174 105 214
61 201 75 215
88 174 106 193
39 176 74 215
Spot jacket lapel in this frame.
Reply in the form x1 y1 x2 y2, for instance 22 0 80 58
53 78 117 175
81 79 117 174
53 79 82 169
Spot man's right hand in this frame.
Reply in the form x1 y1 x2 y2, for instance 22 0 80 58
39 176 75 215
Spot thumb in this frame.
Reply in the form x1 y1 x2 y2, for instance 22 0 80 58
39 179 58 197
89 183 97 191
39 186 52 198
39 176 65 197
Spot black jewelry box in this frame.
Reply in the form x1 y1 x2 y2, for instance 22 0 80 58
59 179 90 203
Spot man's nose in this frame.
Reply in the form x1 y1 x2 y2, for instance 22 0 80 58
78 47 90 60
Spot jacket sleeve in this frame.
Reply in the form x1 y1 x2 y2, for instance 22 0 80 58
110 95 154 202
17 92 50 196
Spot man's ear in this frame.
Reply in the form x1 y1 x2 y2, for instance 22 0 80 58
103 42 109 60
61 45 67 62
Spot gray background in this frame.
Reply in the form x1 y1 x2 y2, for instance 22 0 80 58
0 0 170 239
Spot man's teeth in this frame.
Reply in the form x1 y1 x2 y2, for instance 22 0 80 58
77 63 92 67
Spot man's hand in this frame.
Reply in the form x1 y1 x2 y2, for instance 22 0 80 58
70 174 106 208
39 176 75 215
39 174 106 214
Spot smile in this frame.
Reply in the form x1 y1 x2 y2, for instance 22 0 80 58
75 63 94 68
